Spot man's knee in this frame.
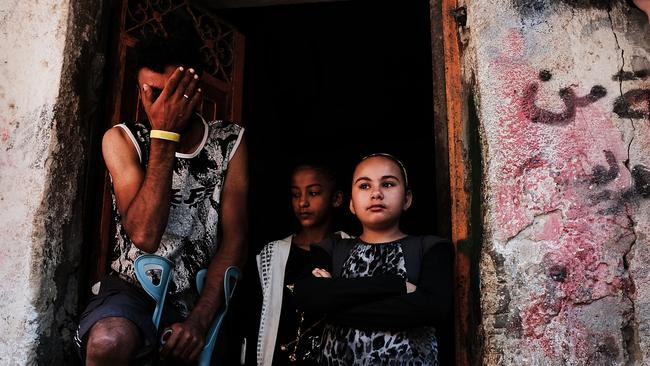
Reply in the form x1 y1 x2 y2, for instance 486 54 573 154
86 317 141 363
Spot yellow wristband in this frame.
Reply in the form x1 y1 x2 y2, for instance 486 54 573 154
150 130 180 142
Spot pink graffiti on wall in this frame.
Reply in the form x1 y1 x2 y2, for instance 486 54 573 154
488 30 635 360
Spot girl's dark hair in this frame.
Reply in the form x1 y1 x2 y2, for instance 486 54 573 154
134 30 203 74
292 163 340 192
359 153 410 189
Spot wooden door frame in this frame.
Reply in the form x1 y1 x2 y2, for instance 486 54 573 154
431 0 476 365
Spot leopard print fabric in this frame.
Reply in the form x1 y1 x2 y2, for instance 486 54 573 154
320 240 438 365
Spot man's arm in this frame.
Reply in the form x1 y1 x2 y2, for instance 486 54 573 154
293 245 406 313
326 242 454 330
190 135 249 328
103 129 176 252
161 136 249 361
104 67 201 253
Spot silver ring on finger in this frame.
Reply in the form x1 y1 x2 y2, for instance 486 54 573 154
183 94 190 99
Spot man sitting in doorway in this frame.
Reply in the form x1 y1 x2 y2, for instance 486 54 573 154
75 32 248 365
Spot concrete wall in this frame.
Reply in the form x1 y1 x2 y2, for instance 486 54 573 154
0 0 105 364
466 0 650 364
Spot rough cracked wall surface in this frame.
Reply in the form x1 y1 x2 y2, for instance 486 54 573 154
0 1 71 364
0 0 104 364
468 1 650 364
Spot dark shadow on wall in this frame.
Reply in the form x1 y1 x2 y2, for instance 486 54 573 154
466 85 485 366
513 0 612 17
40 0 112 364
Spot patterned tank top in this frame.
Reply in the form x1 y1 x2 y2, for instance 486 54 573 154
109 117 244 317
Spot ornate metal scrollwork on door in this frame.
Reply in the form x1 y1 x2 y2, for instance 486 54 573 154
123 0 236 83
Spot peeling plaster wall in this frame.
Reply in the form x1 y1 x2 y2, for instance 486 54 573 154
0 1 71 363
0 0 105 364
465 0 650 364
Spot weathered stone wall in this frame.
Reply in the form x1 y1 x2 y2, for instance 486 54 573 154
0 0 105 364
466 0 650 364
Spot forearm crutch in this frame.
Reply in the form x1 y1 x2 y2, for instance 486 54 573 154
195 266 241 366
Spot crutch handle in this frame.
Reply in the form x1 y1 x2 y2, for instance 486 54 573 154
133 254 174 329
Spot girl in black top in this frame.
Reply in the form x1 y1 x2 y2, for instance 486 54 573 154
255 164 348 365
294 154 454 365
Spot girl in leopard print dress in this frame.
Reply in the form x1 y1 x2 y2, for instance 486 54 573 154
294 154 454 366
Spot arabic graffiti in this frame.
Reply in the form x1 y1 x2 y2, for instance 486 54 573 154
613 89 650 119
632 164 650 198
512 0 612 18
612 69 650 81
522 69 650 122
586 150 650 214
492 31 644 363
610 66 650 119
539 69 552 82
589 150 619 186
522 70 607 125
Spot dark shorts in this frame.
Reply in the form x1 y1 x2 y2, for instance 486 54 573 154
74 275 183 359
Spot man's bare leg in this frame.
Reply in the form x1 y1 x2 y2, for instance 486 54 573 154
86 317 142 366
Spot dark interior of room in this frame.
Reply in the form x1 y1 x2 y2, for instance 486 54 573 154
216 1 455 365
218 0 440 250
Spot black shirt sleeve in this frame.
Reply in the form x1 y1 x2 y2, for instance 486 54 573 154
293 245 406 314
326 241 454 331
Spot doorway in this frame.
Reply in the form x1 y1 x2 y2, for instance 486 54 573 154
82 0 456 364
214 1 454 364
